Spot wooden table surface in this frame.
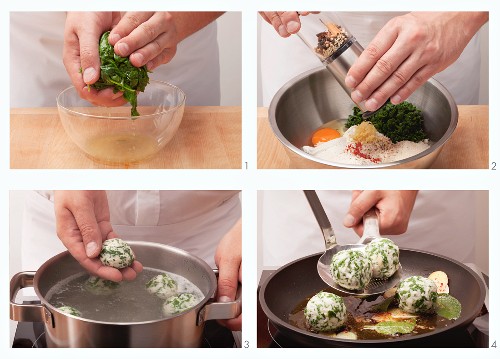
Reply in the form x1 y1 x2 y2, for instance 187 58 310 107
258 105 489 169
11 107 241 169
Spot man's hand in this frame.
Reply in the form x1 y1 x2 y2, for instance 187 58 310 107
343 190 418 236
346 12 488 111
214 218 242 331
259 12 304 37
54 190 143 282
63 12 127 107
107 12 180 71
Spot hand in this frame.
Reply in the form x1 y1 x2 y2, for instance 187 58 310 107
260 12 315 37
343 191 418 236
260 12 301 37
214 218 242 331
108 12 179 71
54 191 143 282
346 12 488 111
63 12 127 107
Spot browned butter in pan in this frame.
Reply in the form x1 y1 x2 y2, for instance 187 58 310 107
289 289 453 340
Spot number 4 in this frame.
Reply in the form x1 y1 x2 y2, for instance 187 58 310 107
492 340 497 348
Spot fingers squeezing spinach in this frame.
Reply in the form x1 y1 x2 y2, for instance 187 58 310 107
91 31 150 116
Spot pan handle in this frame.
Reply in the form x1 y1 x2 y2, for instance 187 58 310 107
10 272 51 324
197 269 242 324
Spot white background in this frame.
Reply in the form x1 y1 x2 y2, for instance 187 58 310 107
3 0 499 357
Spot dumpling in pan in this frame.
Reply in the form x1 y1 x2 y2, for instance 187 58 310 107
365 238 400 279
162 293 199 316
58 305 81 317
304 291 347 332
84 276 120 295
146 273 178 299
330 249 372 290
397 276 438 314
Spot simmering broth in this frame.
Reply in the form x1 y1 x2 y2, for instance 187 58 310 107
46 267 204 322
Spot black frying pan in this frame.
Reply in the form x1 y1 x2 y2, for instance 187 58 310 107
259 249 486 347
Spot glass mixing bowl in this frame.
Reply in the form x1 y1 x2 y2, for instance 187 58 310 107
57 80 186 166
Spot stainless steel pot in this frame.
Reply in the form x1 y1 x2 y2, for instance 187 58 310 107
269 67 458 169
10 241 241 347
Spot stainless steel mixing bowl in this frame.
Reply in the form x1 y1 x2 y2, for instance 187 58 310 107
269 67 458 169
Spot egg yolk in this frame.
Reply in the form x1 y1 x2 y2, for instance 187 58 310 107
311 128 341 145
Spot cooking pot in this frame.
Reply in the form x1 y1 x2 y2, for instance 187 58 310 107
268 67 458 169
10 241 241 347
259 250 486 347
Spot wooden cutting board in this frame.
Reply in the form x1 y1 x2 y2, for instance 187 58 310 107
258 106 489 169
11 107 242 169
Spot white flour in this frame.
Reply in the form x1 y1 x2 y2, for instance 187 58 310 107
303 125 430 165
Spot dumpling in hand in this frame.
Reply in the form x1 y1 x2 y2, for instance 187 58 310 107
99 238 135 269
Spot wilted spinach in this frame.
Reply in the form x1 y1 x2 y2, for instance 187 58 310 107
345 101 427 143
91 31 150 116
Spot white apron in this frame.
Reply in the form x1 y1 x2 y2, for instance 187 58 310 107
260 190 476 268
22 190 241 270
10 12 220 107
259 12 481 106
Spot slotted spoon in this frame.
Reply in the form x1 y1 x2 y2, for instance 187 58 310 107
303 190 402 297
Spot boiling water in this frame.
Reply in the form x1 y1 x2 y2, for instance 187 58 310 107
46 268 204 322
85 133 159 165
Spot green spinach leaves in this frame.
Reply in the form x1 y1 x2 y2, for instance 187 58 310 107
345 102 427 143
91 31 149 116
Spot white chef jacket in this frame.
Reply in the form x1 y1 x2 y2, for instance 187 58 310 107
260 190 477 268
21 191 241 270
10 12 220 107
259 12 482 106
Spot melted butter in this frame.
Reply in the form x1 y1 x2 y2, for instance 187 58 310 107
289 288 449 340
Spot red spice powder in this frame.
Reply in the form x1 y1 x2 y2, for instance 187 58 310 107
346 142 381 163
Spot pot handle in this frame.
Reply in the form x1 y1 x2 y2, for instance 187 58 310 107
197 269 242 324
199 285 242 323
10 272 51 324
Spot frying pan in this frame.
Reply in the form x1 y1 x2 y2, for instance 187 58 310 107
259 250 486 347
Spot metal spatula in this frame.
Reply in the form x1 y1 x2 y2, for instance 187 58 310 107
304 190 402 297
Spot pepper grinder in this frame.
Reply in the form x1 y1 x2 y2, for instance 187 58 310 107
297 13 369 114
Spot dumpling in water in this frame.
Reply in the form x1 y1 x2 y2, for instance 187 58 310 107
146 273 178 299
162 293 199 316
304 291 347 332
330 249 372 290
99 238 135 269
58 306 81 317
365 238 400 279
397 276 438 314
84 276 120 295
